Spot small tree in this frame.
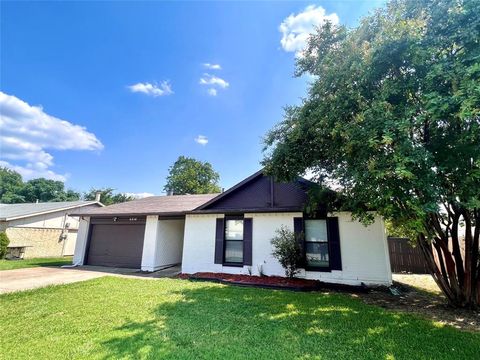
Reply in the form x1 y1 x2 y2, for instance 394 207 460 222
0 232 10 259
271 226 303 278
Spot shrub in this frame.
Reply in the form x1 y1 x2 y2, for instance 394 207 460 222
0 232 10 259
271 226 303 278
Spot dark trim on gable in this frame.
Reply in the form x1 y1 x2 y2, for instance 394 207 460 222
187 207 305 215
194 170 264 211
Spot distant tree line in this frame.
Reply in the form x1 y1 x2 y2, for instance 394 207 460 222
1 156 222 204
0 167 133 205
0 167 80 203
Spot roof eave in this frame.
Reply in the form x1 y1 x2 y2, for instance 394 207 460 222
69 211 188 217
2 201 102 222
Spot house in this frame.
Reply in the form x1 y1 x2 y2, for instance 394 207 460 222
72 171 392 286
0 200 103 258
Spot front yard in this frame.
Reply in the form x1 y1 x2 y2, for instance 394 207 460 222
0 257 72 271
1 277 479 359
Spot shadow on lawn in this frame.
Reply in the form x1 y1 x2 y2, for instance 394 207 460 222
101 282 480 359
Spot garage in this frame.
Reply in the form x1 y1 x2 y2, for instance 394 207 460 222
86 217 146 268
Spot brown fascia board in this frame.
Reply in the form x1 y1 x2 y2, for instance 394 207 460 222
188 207 304 214
70 211 188 218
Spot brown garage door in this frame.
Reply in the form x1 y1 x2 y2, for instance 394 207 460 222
86 223 145 268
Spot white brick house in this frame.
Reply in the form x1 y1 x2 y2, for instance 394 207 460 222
72 171 392 286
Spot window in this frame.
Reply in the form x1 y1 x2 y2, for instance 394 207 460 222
224 217 244 264
304 219 329 268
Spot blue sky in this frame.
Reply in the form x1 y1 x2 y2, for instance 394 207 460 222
1 1 384 197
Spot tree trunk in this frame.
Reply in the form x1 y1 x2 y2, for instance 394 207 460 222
419 210 480 309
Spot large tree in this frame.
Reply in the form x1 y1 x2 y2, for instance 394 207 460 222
0 167 80 203
0 167 25 203
21 178 80 202
164 156 221 195
263 0 479 308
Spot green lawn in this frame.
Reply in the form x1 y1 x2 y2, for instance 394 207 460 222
0 256 72 270
0 277 478 360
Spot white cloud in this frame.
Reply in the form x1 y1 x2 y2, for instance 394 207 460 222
0 92 103 181
279 5 339 55
203 63 222 70
128 81 173 97
207 88 217 96
199 74 229 89
124 192 155 199
194 135 208 146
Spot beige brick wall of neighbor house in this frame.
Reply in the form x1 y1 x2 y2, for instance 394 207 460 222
6 227 67 258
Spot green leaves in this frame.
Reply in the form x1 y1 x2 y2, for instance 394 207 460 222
263 0 480 237
164 156 221 195
0 167 81 203
84 188 134 206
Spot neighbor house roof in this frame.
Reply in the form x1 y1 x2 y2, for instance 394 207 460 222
69 194 220 217
0 201 103 221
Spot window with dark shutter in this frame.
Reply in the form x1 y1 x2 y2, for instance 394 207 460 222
243 218 253 266
301 216 341 271
293 217 305 267
327 217 342 270
224 216 244 265
305 219 329 268
214 218 225 264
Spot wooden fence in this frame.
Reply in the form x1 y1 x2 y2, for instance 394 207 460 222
388 237 429 274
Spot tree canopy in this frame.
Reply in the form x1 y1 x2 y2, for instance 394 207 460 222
0 167 80 203
263 0 479 307
84 188 134 206
164 156 221 195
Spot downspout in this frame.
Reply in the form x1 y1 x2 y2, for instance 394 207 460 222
60 213 69 256
61 216 86 268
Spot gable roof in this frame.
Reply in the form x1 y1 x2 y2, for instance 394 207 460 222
0 201 102 221
69 194 219 217
66 170 315 218
192 169 313 213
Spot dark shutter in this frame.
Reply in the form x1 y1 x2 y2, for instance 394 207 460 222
327 217 342 270
243 218 253 266
293 217 305 267
214 218 225 264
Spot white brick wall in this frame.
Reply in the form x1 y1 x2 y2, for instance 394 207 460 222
155 219 184 268
73 217 90 265
142 216 185 271
181 212 392 286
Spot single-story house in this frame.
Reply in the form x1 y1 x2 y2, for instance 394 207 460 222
72 171 392 286
0 200 103 258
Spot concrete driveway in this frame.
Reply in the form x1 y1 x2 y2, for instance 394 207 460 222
0 265 181 294
0 267 106 294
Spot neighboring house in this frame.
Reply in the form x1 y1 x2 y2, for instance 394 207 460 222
72 171 392 286
0 200 103 258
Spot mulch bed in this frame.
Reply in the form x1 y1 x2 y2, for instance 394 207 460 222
178 272 369 293
357 281 480 332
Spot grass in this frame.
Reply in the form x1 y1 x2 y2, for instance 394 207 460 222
0 256 72 270
1 277 478 360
